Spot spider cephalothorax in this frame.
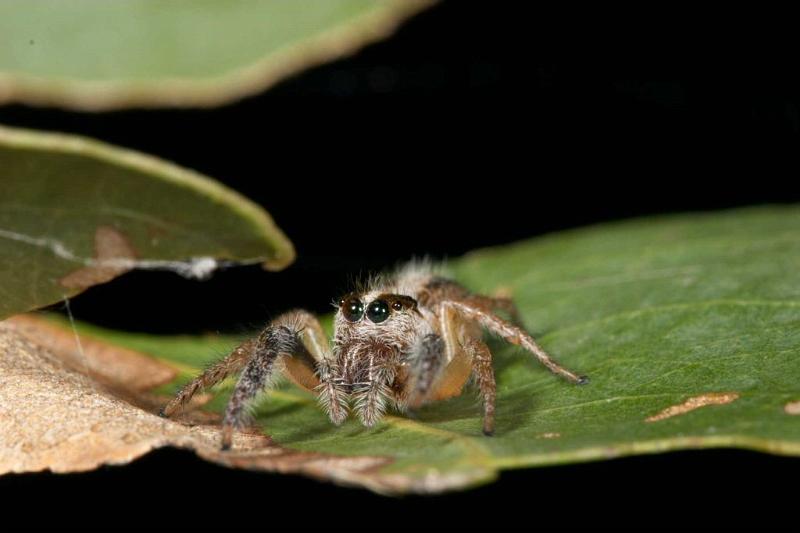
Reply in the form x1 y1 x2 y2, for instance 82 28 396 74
161 264 587 449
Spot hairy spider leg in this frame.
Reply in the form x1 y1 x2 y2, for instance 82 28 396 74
401 306 499 435
443 300 588 385
463 294 525 326
220 324 303 449
414 304 497 435
271 312 349 427
160 338 256 418
464 338 497 436
160 310 328 419
161 310 342 448
221 310 349 449
404 333 446 407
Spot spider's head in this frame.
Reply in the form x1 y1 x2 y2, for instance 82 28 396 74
332 292 424 388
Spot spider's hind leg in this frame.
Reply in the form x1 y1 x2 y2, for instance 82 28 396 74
405 312 497 435
465 338 497 436
489 295 524 326
463 294 524 326
444 300 588 386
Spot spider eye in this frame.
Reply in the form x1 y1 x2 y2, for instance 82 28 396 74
391 301 403 311
366 299 390 323
341 297 364 322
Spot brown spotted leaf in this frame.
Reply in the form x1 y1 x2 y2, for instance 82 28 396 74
0 124 294 320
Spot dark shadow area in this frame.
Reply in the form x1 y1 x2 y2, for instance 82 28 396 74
1 446 796 530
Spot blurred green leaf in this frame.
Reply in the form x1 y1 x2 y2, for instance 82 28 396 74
0 124 294 319
47 206 800 493
0 0 435 110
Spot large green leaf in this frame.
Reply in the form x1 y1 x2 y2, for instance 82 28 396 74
0 124 294 319
0 0 435 110
16 206 800 493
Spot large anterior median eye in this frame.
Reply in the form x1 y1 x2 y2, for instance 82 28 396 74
366 299 390 323
340 296 364 322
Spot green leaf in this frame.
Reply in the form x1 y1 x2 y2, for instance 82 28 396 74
0 0 435 110
0 124 294 319
29 206 800 493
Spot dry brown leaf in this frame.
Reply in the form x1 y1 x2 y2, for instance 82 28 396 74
0 323 404 492
6 314 175 392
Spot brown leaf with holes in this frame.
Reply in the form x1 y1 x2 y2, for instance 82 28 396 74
0 322 401 492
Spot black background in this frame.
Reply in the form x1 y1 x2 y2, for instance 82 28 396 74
2 2 799 529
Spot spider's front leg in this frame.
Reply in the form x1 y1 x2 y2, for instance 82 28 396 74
220 323 301 449
161 310 337 450
220 310 343 450
160 338 256 418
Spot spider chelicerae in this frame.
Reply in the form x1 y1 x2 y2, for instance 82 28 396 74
161 264 588 449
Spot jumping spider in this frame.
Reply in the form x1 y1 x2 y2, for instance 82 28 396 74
161 265 588 449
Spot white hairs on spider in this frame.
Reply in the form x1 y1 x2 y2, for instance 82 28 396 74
354 381 392 427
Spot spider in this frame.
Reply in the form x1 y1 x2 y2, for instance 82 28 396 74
160 264 588 449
